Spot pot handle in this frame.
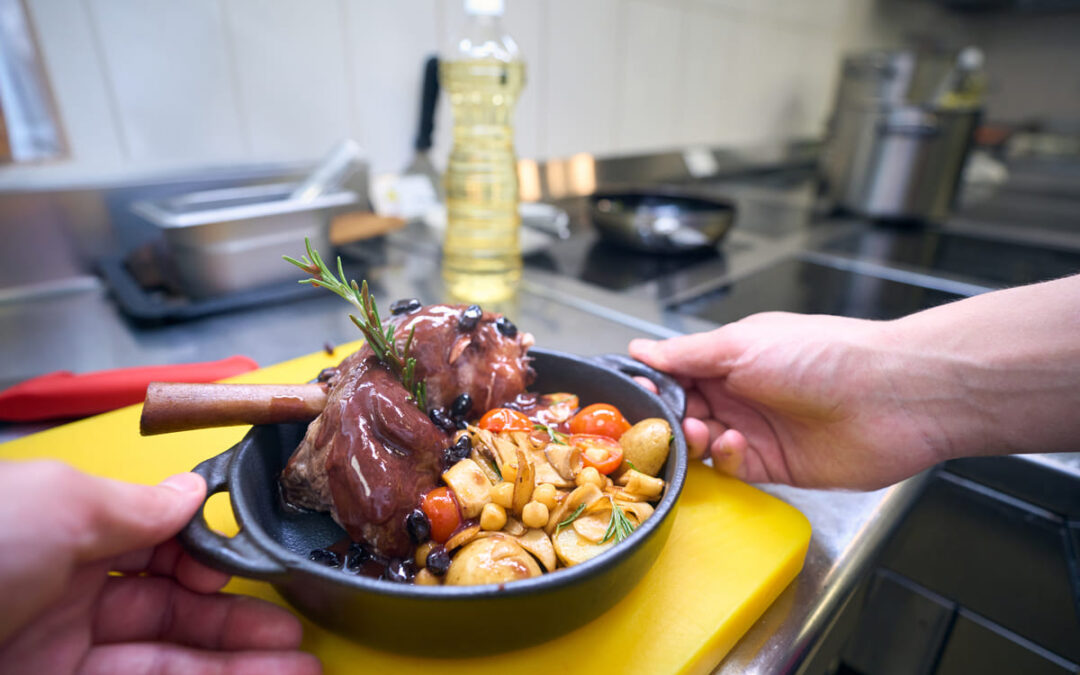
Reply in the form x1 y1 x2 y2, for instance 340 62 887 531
180 446 287 580
591 353 687 419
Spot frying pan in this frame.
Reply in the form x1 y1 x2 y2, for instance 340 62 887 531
589 187 737 254
180 349 687 656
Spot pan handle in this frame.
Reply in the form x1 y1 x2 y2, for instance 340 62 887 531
591 353 687 420
180 446 287 580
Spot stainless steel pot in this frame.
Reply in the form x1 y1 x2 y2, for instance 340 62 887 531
821 104 980 223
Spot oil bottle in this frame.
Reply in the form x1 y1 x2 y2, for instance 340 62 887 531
440 0 526 303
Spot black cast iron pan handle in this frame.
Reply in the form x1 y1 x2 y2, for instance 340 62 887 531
181 445 286 580
591 353 686 420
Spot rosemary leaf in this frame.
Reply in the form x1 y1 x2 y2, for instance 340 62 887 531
555 503 587 533
601 499 636 544
286 238 427 410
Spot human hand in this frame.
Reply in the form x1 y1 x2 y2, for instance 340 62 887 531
0 461 320 674
630 312 948 490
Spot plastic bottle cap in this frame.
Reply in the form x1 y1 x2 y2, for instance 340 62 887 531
465 0 504 16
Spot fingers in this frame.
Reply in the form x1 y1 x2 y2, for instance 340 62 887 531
710 429 748 481
629 328 740 379
93 575 303 651
45 465 208 564
682 418 710 459
112 539 231 594
79 644 321 675
632 376 657 394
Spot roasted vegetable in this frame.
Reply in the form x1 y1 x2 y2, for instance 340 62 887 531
618 418 673 477
569 403 631 440
445 535 542 586
441 459 492 518
553 525 616 567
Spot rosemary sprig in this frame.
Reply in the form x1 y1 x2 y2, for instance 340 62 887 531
533 423 568 445
601 499 636 544
284 239 427 410
555 503 587 533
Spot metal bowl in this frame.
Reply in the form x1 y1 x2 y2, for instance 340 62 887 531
180 349 687 656
590 188 737 253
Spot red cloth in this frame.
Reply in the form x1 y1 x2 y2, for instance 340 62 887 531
0 356 259 422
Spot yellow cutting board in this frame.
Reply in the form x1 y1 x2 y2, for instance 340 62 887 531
0 343 811 674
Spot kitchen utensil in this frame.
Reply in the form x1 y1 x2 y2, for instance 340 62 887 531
820 48 982 223
289 139 365 203
589 188 737 253
131 183 359 298
820 103 980 223
402 55 443 199
180 348 686 656
0 342 810 673
0 356 258 422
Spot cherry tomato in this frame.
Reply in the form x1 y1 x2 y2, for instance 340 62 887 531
571 434 625 475
421 487 461 544
478 408 533 433
569 403 631 440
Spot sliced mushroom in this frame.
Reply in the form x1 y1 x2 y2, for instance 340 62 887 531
528 446 573 489
492 435 521 477
545 442 583 482
617 500 655 525
516 528 557 572
573 508 613 543
445 535 542 586
468 427 503 483
444 524 481 552
545 483 604 535
470 449 502 484
553 526 615 567
607 488 646 503
502 516 527 537
442 459 492 519
617 469 665 500
511 447 535 515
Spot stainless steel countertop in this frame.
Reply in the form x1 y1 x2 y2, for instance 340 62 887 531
0 219 935 675
2 148 1078 673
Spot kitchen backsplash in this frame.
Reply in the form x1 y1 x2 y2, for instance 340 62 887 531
1 0 1075 189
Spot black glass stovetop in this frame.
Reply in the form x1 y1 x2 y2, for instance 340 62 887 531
673 257 963 324
818 226 1080 288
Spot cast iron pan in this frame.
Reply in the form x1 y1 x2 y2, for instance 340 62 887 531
181 348 687 656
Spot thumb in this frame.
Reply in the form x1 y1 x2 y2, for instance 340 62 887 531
629 326 742 379
65 470 207 564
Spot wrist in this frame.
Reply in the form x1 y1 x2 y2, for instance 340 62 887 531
883 277 1080 460
872 318 979 465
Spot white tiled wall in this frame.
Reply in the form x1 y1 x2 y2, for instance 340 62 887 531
5 0 1031 189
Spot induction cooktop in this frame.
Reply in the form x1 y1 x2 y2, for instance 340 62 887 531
817 226 1080 288
673 257 963 324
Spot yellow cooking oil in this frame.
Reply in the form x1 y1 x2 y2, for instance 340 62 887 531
440 58 526 304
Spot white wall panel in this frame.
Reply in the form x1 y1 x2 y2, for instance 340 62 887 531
87 0 245 163
543 0 621 158
223 0 351 162
617 0 685 152
673 4 737 146
24 0 124 168
342 0 439 174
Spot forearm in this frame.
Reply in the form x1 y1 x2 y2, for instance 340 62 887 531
882 274 1080 460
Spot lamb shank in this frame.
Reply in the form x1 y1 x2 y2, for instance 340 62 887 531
280 302 534 558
